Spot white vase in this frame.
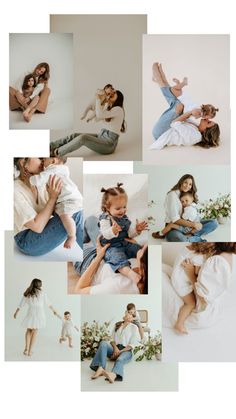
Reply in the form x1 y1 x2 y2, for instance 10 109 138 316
217 216 228 225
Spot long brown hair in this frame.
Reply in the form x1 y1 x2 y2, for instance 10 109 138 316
33 62 50 83
201 104 219 118
24 278 42 298
106 90 126 133
188 242 236 257
196 123 220 148
169 174 198 203
101 182 127 212
22 74 36 91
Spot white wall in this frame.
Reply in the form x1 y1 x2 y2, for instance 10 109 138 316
9 33 73 99
81 246 162 333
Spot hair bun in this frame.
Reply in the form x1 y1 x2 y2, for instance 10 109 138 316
117 182 123 188
215 108 219 112
101 187 107 193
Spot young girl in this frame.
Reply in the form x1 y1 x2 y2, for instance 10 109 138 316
99 183 148 285
13 278 58 357
58 311 79 348
153 191 201 239
21 74 40 122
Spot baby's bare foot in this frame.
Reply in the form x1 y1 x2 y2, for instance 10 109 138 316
174 322 188 335
64 236 76 249
69 344 73 348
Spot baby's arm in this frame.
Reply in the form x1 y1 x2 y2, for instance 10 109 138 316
128 219 148 238
81 100 95 120
100 217 121 239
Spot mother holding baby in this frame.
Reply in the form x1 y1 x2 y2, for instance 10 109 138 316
14 158 83 257
152 174 218 242
50 84 126 156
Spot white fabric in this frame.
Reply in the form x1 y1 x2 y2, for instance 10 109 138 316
30 164 83 216
95 98 124 135
182 203 200 222
171 246 205 297
29 82 45 100
150 121 201 150
164 190 182 224
61 319 75 338
178 92 201 127
100 215 138 240
89 259 139 295
14 179 48 233
111 322 140 349
18 291 51 329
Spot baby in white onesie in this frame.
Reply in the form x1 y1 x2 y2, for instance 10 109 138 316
154 192 200 239
30 157 83 249
59 311 79 348
80 85 115 122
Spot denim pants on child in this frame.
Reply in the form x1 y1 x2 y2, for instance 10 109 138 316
90 340 132 380
152 87 181 140
165 219 218 242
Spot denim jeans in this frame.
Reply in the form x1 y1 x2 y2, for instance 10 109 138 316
104 241 141 272
14 211 83 256
152 87 181 140
50 129 119 156
165 219 218 242
74 215 99 275
90 340 132 380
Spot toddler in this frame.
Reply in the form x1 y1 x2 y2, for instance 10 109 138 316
99 183 148 285
126 303 144 340
80 84 115 122
58 311 79 348
30 157 83 248
153 192 200 239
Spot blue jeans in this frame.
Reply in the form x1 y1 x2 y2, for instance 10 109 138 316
152 87 181 140
165 219 218 242
74 215 99 275
90 340 132 380
50 129 119 156
104 241 141 272
14 211 83 256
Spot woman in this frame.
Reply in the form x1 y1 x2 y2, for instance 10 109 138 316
89 312 139 383
151 62 220 148
152 174 218 242
74 216 148 294
9 62 51 121
13 278 58 357
50 88 126 156
14 158 83 257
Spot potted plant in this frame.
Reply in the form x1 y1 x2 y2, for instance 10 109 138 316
199 193 231 224
133 331 162 361
81 321 111 361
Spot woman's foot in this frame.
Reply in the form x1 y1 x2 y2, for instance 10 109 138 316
152 62 164 84
91 366 105 380
103 370 116 384
173 77 188 89
152 231 165 239
23 349 28 356
64 236 76 249
174 322 188 335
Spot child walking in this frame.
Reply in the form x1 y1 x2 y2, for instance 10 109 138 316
13 278 58 356
99 183 148 285
58 311 79 348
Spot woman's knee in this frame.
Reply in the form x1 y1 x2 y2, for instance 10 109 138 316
99 340 109 348
175 103 184 115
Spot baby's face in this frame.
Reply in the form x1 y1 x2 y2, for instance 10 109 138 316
64 314 71 320
43 158 54 168
24 158 43 174
108 195 127 218
128 308 136 316
181 195 193 208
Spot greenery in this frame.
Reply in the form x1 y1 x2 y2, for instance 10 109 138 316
199 193 231 220
133 331 162 361
81 321 111 361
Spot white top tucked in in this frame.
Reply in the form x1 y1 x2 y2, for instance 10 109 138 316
150 121 201 150
111 322 140 349
95 98 124 135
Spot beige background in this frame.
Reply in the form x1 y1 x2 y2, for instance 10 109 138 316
142 35 230 165
50 15 147 161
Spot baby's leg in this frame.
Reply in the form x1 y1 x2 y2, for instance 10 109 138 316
23 96 40 122
68 337 73 348
86 110 96 122
59 214 76 249
152 223 181 239
118 266 141 284
174 292 196 334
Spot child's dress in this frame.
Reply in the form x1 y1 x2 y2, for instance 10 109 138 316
171 246 204 297
18 291 51 329
99 213 141 272
61 319 74 338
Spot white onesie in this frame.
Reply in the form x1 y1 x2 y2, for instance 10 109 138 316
182 203 200 222
61 319 75 338
30 164 83 216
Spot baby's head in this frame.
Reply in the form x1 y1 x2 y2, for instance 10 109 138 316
64 311 71 320
180 192 194 208
101 183 128 218
43 157 67 168
201 104 219 120
126 303 136 316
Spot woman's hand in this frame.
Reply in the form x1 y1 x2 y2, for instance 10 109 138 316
136 219 149 234
96 236 110 259
110 348 120 360
192 222 202 231
46 175 62 199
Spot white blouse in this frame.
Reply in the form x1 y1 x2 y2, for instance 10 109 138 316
150 121 201 150
111 322 140 349
95 99 124 135
164 190 182 223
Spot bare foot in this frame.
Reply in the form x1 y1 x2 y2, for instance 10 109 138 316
174 322 188 335
64 236 76 249
69 344 73 348
152 62 162 83
23 110 30 122
59 338 66 343
173 77 188 89
23 349 28 356
103 370 116 383
91 366 105 380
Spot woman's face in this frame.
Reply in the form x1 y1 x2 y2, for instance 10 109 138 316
180 178 193 193
27 77 35 87
198 119 215 133
24 158 44 175
35 66 46 76
108 91 118 105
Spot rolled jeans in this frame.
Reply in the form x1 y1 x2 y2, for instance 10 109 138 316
74 215 99 275
152 87 181 140
165 219 218 242
90 340 132 380
14 211 83 256
50 129 119 156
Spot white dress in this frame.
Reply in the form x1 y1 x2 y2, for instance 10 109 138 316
61 319 74 338
18 291 51 329
150 121 201 150
171 247 205 297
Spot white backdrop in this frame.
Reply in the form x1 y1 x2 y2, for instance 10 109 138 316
142 35 230 166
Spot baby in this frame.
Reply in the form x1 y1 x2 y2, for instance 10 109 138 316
126 303 144 341
20 74 40 122
30 157 83 248
153 192 200 239
81 84 115 122
58 311 79 348
99 183 148 285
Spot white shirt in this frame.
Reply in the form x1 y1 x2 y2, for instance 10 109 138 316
178 92 201 127
182 203 200 222
100 216 138 240
111 322 140 349
95 99 124 135
164 190 182 223
15 73 45 99
150 121 201 150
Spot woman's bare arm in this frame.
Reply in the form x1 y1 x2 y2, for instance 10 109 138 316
174 109 201 123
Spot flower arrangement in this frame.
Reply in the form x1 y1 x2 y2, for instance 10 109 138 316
81 321 111 361
133 331 162 361
198 193 231 220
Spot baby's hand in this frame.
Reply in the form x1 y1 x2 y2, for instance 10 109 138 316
136 219 149 234
181 259 195 277
110 217 122 235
